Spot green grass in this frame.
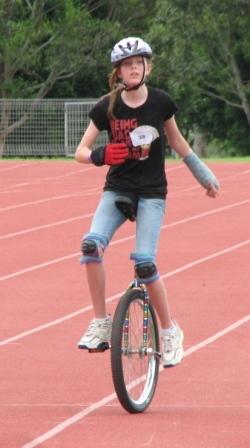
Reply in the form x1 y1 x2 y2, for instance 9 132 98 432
0 156 73 162
205 156 250 162
1 155 250 163
166 155 250 163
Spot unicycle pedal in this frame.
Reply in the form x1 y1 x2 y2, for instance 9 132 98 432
88 342 110 353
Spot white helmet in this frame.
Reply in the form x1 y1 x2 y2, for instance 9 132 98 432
111 37 152 66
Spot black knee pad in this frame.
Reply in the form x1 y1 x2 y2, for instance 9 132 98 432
81 239 98 256
135 261 157 279
80 234 108 264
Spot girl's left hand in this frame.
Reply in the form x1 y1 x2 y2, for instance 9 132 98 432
206 184 219 198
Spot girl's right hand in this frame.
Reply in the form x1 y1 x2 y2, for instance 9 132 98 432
90 143 129 166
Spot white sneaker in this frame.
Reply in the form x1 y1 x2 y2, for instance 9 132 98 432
161 321 184 368
78 315 112 351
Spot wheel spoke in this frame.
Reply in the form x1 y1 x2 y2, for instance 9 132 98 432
111 289 160 413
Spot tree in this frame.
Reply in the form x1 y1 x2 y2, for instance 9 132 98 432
147 0 250 153
0 0 119 156
49 0 158 98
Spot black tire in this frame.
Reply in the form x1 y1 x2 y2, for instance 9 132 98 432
111 287 160 413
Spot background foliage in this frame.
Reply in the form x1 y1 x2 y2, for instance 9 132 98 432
0 0 249 156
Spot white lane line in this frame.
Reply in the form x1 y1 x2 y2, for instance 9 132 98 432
1 197 249 241
184 315 250 357
169 168 250 197
165 163 183 172
165 198 250 228
161 239 250 280
0 162 179 188
0 189 100 212
0 163 182 197
1 164 249 210
1 196 250 281
0 166 98 191
1 238 249 347
0 162 39 172
3 403 249 408
0 214 93 240
21 314 250 448
0 295 116 347
0 252 80 282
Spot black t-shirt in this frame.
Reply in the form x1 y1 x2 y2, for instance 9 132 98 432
89 86 178 198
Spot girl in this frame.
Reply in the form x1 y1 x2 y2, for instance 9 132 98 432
75 37 219 367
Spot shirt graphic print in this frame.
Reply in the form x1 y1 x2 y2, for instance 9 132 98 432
111 119 159 160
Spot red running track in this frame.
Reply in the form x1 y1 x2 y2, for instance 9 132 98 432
0 159 249 448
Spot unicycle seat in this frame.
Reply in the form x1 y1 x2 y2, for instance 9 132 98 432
115 193 138 222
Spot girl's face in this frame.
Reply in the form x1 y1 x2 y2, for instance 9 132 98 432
117 56 151 88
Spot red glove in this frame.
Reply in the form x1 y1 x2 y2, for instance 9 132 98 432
90 143 128 166
104 143 128 165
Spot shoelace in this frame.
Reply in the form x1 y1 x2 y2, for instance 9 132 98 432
85 320 98 336
162 335 174 353
85 318 110 336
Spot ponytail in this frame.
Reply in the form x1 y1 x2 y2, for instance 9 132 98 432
106 68 124 119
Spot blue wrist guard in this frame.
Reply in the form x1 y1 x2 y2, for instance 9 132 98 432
183 152 220 190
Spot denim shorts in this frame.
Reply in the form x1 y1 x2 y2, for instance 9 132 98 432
81 190 166 264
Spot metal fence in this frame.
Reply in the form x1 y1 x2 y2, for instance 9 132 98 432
0 99 108 157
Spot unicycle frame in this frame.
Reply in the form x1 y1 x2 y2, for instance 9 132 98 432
110 279 161 413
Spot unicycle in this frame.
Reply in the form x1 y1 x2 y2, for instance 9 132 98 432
110 280 161 413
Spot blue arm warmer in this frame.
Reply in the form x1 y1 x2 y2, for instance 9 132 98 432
183 152 220 190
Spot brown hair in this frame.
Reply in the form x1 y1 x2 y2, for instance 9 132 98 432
104 67 124 120
104 58 152 119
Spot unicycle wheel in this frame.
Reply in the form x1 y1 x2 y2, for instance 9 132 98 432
111 287 160 413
